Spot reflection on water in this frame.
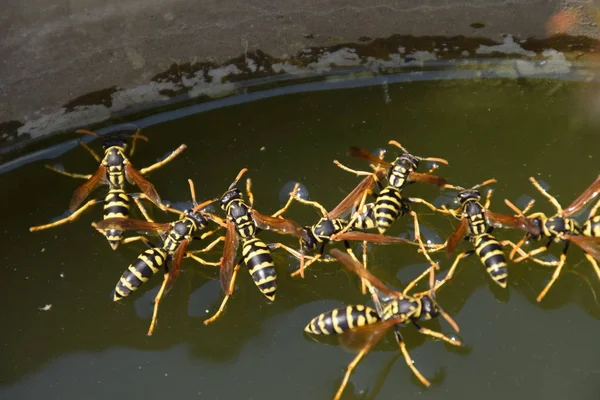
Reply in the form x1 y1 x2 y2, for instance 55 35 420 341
2 70 600 399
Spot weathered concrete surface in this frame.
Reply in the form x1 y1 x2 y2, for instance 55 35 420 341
1 0 598 144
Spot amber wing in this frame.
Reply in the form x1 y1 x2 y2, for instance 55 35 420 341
124 163 162 208
69 165 107 212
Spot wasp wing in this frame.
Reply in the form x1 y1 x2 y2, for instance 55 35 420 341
252 210 309 242
333 231 415 245
124 163 162 208
407 172 447 188
565 235 600 262
329 248 401 298
348 147 392 169
94 217 172 232
339 316 407 352
327 174 379 219
220 221 239 295
446 217 468 256
69 164 107 212
486 210 538 234
164 240 189 293
564 176 600 217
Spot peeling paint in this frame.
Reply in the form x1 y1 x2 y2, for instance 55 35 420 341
3 33 599 153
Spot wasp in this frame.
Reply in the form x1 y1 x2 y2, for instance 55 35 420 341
427 179 532 289
270 173 426 283
202 168 312 325
503 176 600 301
93 179 222 335
346 140 449 191
329 147 448 275
29 129 187 250
305 249 461 400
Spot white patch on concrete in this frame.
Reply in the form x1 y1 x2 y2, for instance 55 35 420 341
18 105 110 138
308 48 361 72
476 35 535 57
514 49 571 76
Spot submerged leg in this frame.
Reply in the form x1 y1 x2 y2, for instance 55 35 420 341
139 144 187 175
434 250 475 291
271 183 300 217
204 263 241 325
536 243 570 302
147 272 170 336
44 165 92 180
412 322 461 346
30 199 101 231
394 329 431 387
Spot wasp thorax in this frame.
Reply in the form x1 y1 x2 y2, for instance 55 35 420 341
220 189 242 209
173 220 191 236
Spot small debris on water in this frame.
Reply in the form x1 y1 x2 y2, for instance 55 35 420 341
260 146 266 151
39 304 52 311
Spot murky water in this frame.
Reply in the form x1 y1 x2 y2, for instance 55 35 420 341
3 73 600 400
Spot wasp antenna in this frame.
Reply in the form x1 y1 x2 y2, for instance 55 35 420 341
75 129 100 137
228 168 249 190
421 156 449 165
388 140 409 153
472 178 497 190
188 179 198 206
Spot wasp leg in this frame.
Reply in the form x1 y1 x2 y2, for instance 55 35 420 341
204 262 242 325
186 253 221 266
271 183 300 217
403 266 436 296
194 235 225 252
500 240 529 260
131 193 155 222
589 198 600 219
585 252 600 282
147 271 170 336
484 188 494 209
138 144 187 175
44 165 92 180
30 199 101 231
410 210 439 270
412 321 461 346
537 242 570 302
434 250 475 290
333 160 374 176
529 177 563 214
394 328 431 387
513 238 554 263
334 330 379 400
408 196 452 216
292 196 328 217
120 236 151 246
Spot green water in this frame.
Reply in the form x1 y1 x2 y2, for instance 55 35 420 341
3 77 600 400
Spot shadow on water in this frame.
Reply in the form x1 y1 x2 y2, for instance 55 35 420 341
3 63 600 399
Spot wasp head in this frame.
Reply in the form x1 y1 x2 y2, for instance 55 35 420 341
220 188 242 210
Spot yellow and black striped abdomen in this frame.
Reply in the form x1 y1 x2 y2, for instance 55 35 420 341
582 216 600 238
350 203 377 231
374 186 408 234
242 238 276 301
113 248 168 301
473 233 508 288
304 305 381 335
102 189 131 247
